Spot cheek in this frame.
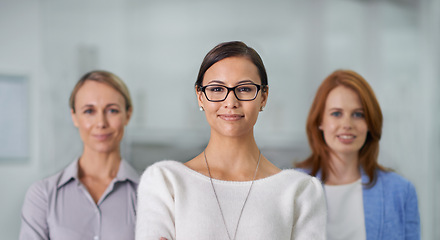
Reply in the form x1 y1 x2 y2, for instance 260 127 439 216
360 123 369 135
251 105 261 117
204 102 221 113
77 118 93 131
321 121 336 134
112 117 128 130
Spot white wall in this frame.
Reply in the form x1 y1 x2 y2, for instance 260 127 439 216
0 0 438 239
0 1 43 239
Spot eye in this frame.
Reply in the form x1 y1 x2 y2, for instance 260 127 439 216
353 112 365 118
330 111 342 117
236 86 252 92
108 108 120 114
206 86 225 92
83 109 94 114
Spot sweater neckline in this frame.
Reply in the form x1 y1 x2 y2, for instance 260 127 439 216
172 161 288 185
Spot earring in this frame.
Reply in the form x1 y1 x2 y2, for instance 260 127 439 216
199 106 204 112
260 106 265 112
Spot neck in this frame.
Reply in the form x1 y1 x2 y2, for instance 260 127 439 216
78 148 121 180
203 132 261 180
325 152 361 185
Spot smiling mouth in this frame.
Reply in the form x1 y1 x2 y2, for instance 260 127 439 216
338 135 356 139
218 114 244 121
93 133 112 140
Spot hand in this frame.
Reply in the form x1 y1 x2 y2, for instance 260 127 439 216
160 238 168 240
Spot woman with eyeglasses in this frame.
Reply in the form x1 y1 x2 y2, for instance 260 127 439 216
135 41 326 240
296 70 420 240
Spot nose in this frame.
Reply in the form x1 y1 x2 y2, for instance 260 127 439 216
223 89 239 108
342 115 353 130
96 111 108 128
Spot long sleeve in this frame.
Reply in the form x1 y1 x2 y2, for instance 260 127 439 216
136 164 176 240
404 181 420 240
19 181 50 240
291 177 327 240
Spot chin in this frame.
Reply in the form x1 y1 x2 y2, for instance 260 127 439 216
91 143 119 154
336 148 362 155
223 129 252 138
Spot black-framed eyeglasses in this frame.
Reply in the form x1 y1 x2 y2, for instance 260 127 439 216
199 83 265 102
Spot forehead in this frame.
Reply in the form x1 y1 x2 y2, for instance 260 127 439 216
325 85 362 109
203 56 261 85
75 81 125 105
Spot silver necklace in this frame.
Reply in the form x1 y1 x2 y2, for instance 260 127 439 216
203 150 261 240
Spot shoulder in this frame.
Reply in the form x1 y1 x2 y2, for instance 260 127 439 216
281 168 318 182
377 170 415 190
275 169 323 193
294 167 313 175
374 170 418 201
24 179 49 203
276 170 326 212
26 168 70 199
22 167 71 214
140 160 184 178
139 160 189 187
138 160 190 201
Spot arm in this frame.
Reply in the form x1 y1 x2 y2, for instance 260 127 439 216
136 165 176 240
404 182 420 240
19 181 50 240
291 177 327 240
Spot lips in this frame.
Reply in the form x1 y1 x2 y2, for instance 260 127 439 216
338 134 355 139
218 114 244 121
93 133 112 141
337 134 356 143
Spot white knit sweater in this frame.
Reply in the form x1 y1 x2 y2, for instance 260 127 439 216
136 160 326 240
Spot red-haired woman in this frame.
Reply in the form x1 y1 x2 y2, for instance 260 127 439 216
296 70 420 240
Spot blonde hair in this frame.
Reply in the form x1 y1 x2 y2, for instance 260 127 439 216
69 70 132 113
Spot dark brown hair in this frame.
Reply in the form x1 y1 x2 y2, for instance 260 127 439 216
195 41 268 89
296 69 389 187
69 70 132 113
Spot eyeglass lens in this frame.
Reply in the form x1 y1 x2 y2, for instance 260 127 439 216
204 84 258 101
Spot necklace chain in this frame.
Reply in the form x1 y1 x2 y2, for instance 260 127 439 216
203 150 261 240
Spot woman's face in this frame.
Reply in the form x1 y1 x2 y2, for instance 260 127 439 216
71 80 131 154
319 85 368 159
197 56 268 138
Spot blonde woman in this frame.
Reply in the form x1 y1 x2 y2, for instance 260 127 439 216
20 71 139 240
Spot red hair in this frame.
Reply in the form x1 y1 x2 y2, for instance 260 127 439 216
296 70 389 187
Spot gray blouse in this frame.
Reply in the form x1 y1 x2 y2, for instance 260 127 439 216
19 159 139 240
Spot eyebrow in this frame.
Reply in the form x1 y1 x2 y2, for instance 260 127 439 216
80 103 121 109
328 107 364 111
206 79 256 85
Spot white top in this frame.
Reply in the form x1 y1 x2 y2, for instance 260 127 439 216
136 160 327 240
324 179 366 240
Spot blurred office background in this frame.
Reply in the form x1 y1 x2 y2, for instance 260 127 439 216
0 0 438 239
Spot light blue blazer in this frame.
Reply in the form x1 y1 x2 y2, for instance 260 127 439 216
297 168 420 240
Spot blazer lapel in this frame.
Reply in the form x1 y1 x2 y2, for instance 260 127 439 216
362 170 384 240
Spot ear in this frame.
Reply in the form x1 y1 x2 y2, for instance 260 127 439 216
124 107 133 126
71 109 79 128
260 86 269 109
318 125 323 130
195 86 204 109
